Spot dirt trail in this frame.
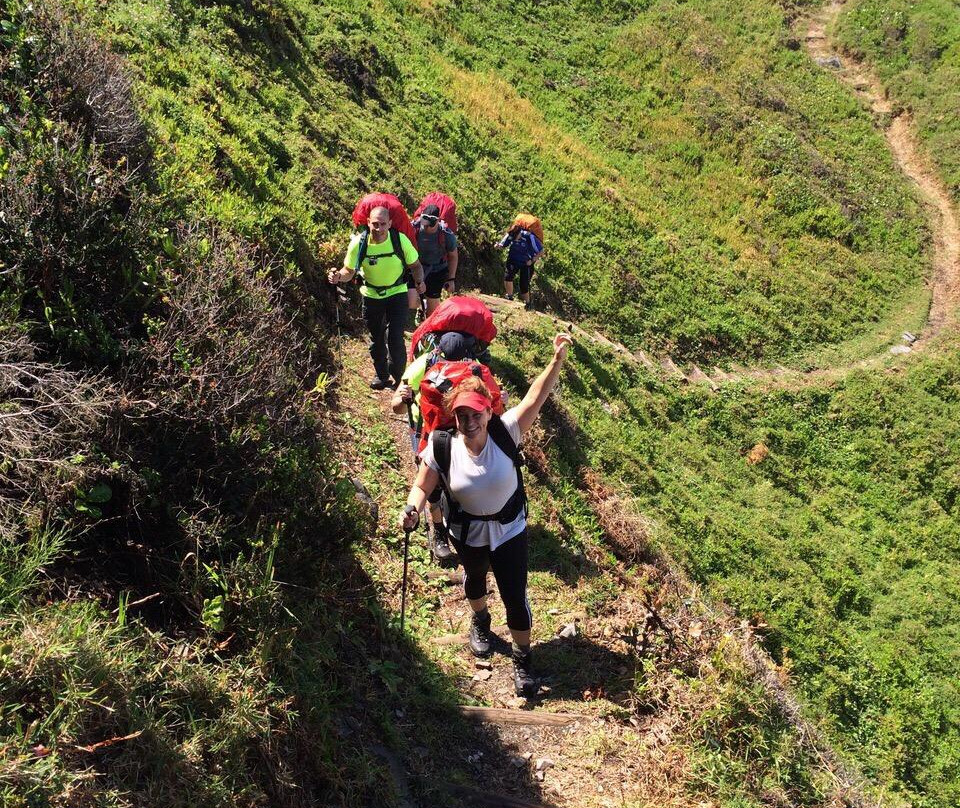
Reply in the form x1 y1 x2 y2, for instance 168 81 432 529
512 0 960 392
334 336 882 808
805 0 960 352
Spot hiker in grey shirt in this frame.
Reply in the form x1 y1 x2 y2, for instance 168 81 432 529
413 204 458 315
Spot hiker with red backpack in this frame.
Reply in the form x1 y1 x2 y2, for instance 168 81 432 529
399 332 574 698
391 296 499 564
413 204 458 316
391 331 481 564
497 214 544 310
328 198 425 389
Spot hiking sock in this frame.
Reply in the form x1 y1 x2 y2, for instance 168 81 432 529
512 642 537 697
468 608 493 657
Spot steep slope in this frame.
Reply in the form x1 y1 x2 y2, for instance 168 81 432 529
2 0 958 805
836 0 960 205
86 0 935 363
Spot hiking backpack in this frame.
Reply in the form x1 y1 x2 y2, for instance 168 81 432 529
350 193 417 290
433 415 527 533
413 192 458 233
417 359 504 454
512 213 543 244
408 295 497 361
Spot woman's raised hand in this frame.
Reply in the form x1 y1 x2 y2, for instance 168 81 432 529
553 333 573 362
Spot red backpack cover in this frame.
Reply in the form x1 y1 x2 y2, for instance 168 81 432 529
408 296 497 361
418 360 505 453
351 193 416 245
413 192 458 233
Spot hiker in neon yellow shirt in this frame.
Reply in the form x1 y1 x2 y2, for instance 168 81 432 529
329 207 425 389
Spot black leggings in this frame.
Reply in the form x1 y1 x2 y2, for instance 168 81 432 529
451 529 531 631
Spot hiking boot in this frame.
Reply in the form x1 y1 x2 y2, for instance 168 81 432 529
468 609 493 657
504 293 514 301
369 377 390 390
512 645 538 697
430 523 455 565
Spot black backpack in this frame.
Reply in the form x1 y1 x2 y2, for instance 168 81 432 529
432 415 527 538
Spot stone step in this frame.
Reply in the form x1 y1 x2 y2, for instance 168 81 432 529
659 356 686 380
687 364 718 390
633 349 656 370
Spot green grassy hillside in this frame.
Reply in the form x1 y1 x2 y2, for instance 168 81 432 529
3 0 958 805
492 314 960 807
86 0 932 363
837 0 960 203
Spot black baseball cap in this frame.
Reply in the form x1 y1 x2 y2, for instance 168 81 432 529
437 331 476 361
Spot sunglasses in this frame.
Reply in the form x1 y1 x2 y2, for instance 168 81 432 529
421 216 439 225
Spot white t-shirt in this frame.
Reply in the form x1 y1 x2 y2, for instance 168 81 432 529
421 408 525 550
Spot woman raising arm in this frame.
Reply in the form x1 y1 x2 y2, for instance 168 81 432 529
399 333 573 697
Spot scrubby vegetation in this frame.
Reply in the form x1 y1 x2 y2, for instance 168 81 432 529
83 0 933 363
2 0 957 804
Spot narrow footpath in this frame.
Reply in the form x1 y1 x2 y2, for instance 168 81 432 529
323 3 952 805
518 0 960 392
332 333 883 808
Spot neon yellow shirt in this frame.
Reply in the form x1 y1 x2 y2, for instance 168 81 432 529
400 354 430 421
345 232 419 299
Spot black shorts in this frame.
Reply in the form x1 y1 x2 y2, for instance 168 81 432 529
504 262 533 294
423 271 449 299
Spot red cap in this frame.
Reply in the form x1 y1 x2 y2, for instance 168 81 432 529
450 391 492 413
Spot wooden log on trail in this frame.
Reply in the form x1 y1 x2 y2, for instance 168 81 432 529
446 785 554 808
458 706 580 727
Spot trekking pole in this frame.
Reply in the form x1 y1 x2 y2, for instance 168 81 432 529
405 403 419 459
334 285 347 373
400 505 417 633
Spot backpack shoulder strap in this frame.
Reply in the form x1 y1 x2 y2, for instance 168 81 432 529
355 229 370 273
433 429 453 478
487 415 527 521
487 415 520 466
389 228 408 272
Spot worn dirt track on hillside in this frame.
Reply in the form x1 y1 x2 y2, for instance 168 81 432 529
521 0 960 392
805 0 960 353
334 337 884 808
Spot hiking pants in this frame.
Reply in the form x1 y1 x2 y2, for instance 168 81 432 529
452 529 531 631
504 262 533 294
362 291 407 383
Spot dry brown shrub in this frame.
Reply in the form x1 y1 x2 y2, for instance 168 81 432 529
136 227 315 438
30 2 150 173
0 326 114 537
